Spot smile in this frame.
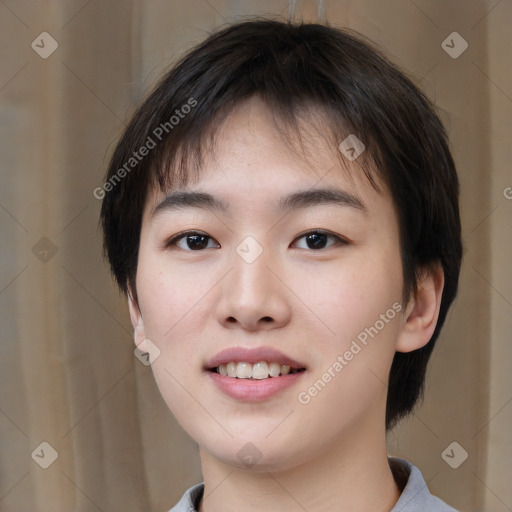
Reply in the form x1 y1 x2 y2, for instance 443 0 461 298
204 346 308 401
211 361 306 380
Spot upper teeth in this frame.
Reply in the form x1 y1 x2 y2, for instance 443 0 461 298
217 361 294 379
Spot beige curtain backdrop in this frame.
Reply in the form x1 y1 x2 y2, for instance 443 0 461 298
0 1 510 511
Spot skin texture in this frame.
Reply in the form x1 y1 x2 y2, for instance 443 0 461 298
128 96 444 512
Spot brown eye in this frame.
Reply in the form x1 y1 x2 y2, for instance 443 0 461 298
293 230 346 250
167 231 219 251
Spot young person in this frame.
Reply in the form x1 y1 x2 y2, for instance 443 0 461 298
100 19 462 512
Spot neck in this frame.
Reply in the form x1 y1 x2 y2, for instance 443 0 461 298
197 420 400 512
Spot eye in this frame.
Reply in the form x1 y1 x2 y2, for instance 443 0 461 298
165 229 346 251
292 230 347 250
166 231 219 251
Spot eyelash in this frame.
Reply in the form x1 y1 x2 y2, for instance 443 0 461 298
165 229 348 251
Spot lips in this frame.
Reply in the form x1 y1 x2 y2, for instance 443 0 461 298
204 346 308 401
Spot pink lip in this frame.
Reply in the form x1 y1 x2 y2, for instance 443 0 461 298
207 371 306 401
204 346 307 370
204 346 308 402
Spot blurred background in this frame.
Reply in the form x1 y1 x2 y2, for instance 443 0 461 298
0 1 511 511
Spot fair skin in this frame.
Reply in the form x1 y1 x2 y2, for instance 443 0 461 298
128 96 444 512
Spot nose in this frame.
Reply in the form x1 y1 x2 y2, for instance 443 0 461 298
214 247 292 332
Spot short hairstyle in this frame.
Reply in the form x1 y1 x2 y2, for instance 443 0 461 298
100 19 462 430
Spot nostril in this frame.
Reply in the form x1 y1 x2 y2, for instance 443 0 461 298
224 316 275 326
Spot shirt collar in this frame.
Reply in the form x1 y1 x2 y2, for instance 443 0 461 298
170 458 457 512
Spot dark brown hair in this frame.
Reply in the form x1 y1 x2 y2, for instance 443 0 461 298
100 19 462 429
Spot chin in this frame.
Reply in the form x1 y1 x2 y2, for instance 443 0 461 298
200 435 314 474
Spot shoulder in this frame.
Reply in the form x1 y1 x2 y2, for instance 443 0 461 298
167 482 204 512
389 457 458 512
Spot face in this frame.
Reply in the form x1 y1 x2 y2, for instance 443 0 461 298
130 97 408 472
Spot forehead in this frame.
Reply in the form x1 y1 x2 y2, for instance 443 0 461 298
144 96 391 218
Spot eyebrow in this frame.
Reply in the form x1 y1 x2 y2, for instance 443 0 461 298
276 188 367 214
151 187 367 217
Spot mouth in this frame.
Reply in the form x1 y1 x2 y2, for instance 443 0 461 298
204 346 308 382
209 361 307 380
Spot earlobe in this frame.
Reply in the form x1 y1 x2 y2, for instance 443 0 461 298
396 263 445 353
127 286 149 350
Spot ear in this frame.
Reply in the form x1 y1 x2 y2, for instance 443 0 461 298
127 285 151 352
396 263 445 353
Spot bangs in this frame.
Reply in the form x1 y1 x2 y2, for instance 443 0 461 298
148 93 384 198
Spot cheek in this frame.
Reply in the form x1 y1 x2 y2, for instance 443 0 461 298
293 251 403 415
293 251 403 344
136 263 208 415
136 257 209 340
